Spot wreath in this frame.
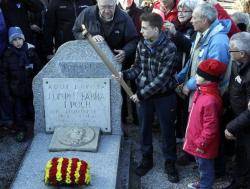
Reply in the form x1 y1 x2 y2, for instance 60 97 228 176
44 157 91 186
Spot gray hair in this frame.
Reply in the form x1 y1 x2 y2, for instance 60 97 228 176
232 12 250 26
177 0 196 11
197 0 217 5
194 3 218 23
230 32 250 55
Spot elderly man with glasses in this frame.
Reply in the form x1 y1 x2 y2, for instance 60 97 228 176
224 32 250 189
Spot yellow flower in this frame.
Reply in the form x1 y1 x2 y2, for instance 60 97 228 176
65 159 72 184
85 165 91 185
56 158 63 182
44 160 52 184
74 161 82 184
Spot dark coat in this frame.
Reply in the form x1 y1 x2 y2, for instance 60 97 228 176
226 109 250 136
0 0 44 43
0 43 41 98
44 0 95 55
229 61 250 115
0 7 7 57
118 2 143 35
72 5 139 68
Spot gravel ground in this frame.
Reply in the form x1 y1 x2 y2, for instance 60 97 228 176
0 134 31 189
0 122 248 189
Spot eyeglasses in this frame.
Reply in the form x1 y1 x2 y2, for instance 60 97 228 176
99 5 115 10
177 10 192 13
228 50 243 53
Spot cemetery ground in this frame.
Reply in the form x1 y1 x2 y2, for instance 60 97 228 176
0 120 242 189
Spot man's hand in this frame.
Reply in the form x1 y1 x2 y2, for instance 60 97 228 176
30 24 42 33
130 94 140 103
225 129 236 140
112 72 123 82
248 100 250 110
114 49 125 64
164 21 176 35
81 24 88 36
92 35 105 42
182 85 190 96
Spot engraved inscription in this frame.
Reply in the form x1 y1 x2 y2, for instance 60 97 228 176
43 78 111 132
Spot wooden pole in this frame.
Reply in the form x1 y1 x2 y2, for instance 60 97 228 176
86 33 134 97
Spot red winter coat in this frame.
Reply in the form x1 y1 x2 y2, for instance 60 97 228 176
152 0 179 24
214 3 240 38
183 83 223 159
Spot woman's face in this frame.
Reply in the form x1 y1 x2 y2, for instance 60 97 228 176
178 5 193 23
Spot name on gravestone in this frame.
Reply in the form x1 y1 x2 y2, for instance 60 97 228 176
43 78 111 133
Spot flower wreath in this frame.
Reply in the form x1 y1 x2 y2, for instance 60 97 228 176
44 157 91 186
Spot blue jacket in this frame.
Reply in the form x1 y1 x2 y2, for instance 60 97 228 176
0 8 6 56
177 19 230 90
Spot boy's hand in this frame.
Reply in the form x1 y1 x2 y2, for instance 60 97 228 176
224 129 236 140
92 35 104 42
114 49 125 64
130 94 140 103
81 24 88 36
112 72 123 82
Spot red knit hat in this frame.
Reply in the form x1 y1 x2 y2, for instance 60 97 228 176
197 59 227 82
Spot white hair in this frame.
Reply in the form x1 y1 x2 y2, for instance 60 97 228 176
193 3 218 23
197 0 217 5
177 0 197 11
232 12 250 26
230 32 250 55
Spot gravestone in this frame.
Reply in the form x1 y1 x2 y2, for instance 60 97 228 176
11 40 123 189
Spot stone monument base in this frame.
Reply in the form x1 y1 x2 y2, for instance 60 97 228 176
11 133 121 189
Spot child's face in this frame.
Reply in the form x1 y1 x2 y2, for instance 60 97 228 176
195 74 206 85
12 38 24 48
140 21 159 41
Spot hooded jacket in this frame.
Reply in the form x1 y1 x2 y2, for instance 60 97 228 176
183 82 223 159
177 19 230 91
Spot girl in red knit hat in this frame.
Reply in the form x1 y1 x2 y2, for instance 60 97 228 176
183 58 227 189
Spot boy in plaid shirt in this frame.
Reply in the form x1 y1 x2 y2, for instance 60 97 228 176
117 12 179 183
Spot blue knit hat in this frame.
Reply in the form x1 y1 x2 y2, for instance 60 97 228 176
8 26 25 43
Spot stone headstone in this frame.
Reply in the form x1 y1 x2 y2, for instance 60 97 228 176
12 40 124 189
43 78 111 133
32 40 122 135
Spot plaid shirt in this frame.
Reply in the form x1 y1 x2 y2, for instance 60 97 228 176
123 32 177 100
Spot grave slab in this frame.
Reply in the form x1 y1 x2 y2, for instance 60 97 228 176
11 133 121 189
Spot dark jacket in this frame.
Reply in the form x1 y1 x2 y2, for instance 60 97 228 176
0 0 44 43
72 5 139 66
44 0 95 55
118 2 143 35
227 109 250 135
0 43 41 98
229 61 250 115
122 32 177 100
0 7 7 57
